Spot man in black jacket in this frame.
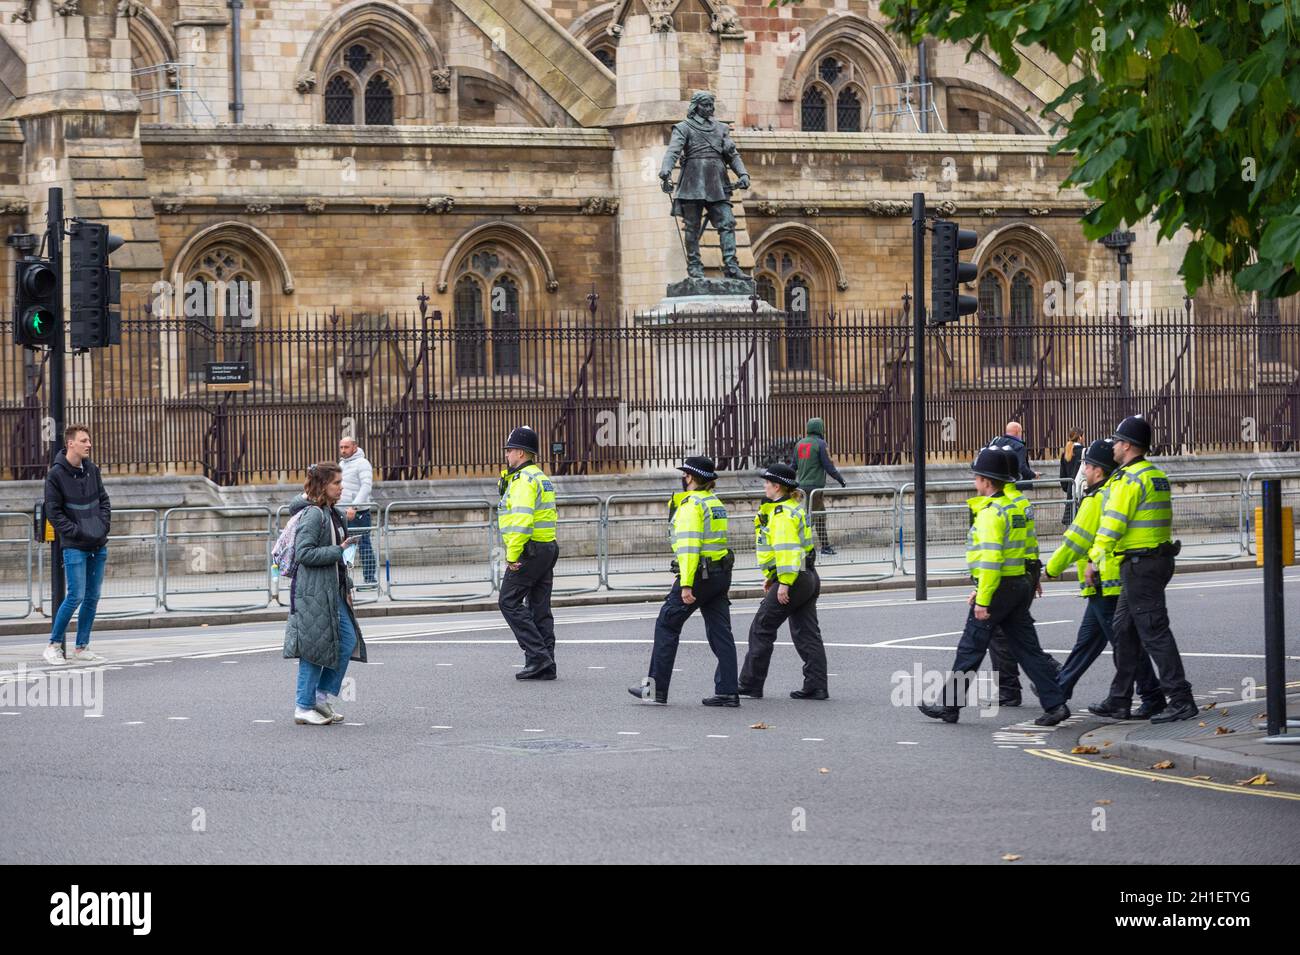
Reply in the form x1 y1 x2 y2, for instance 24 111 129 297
43 425 111 665
995 421 1040 492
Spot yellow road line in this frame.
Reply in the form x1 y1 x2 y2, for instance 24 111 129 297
1026 748 1300 801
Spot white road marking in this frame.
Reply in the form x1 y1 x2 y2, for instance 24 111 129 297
706 734 729 738
84 713 103 718
124 721 144 725
618 731 640 736
523 728 544 733
253 719 273 724
801 737 824 742
167 716 189 721
344 722 365 726
587 666 606 670
1 711 20 716
430 725 452 729
896 741 919 745
435 663 454 667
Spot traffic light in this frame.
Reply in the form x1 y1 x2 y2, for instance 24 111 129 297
68 220 124 349
930 219 979 325
13 256 59 349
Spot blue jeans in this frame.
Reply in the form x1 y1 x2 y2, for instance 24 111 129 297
295 599 357 709
50 545 108 649
349 510 377 583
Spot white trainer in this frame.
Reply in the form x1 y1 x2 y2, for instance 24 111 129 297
71 647 106 663
294 706 332 725
42 644 68 666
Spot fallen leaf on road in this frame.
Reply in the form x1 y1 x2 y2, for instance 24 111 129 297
1001 854 1021 862
1202 702 1216 710
1071 745 1100 754
1095 799 1112 805
1192 775 1213 781
1102 741 1112 747
1152 760 1175 770
1215 726 1235 735
750 722 770 730
1198 721 1207 727
818 768 829 774
1237 773 1275 787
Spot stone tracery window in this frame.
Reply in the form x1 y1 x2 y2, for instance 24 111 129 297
978 247 1040 368
181 246 263 382
800 53 873 132
452 247 530 377
756 246 817 372
323 39 401 125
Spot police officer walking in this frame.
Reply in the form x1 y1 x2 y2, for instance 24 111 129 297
919 447 1069 725
737 463 830 700
1045 439 1165 714
497 426 559 680
630 456 738 706
1086 416 1196 723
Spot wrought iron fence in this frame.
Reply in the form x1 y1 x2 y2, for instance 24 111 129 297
3 305 1298 484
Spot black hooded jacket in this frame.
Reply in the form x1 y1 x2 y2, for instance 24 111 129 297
44 451 111 552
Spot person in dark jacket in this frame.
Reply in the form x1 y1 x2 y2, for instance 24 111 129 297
793 417 846 555
1059 428 1084 525
43 425 111 666
995 421 1039 492
283 462 367 726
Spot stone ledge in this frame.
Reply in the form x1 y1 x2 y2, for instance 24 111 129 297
734 131 1070 155
140 123 616 149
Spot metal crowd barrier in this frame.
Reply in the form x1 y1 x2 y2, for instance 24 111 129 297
161 506 274 612
807 485 899 581
382 499 495 602
274 503 381 607
37 508 162 618
1243 469 1300 557
602 492 678 591
545 495 603 596
1165 471 1246 561
0 512 33 620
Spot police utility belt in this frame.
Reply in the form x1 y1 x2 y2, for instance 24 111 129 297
1117 540 1181 559
670 549 735 579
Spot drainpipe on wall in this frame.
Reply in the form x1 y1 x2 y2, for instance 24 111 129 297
917 40 929 133
228 0 244 123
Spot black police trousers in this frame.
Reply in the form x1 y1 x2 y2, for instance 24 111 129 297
498 541 559 670
739 569 827 693
945 575 1066 710
1106 554 1193 706
648 566 737 697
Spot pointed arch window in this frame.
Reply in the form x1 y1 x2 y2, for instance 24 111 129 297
324 75 355 124
323 40 403 125
836 87 862 132
799 46 880 131
182 246 262 382
452 246 533 378
978 248 1042 368
801 86 828 131
453 276 485 376
364 74 395 125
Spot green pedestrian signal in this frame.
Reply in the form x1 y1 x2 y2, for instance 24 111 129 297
13 257 59 349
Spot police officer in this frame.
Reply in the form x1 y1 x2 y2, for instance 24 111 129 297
1045 439 1165 714
497 426 559 680
630 456 738 706
919 447 1069 725
737 463 829 700
986 440 1048 706
1086 415 1196 723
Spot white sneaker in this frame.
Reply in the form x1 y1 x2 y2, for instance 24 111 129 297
294 706 332 726
313 700 345 723
71 647 106 663
42 644 68 666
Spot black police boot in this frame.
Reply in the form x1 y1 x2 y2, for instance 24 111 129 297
918 703 959 723
1133 700 1166 720
737 685 763 699
790 687 829 700
628 684 667 704
702 694 740 707
1150 698 1199 724
517 663 556 680
999 694 1023 707
1087 700 1131 720
1034 704 1071 726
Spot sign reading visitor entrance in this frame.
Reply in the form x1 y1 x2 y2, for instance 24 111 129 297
205 361 252 391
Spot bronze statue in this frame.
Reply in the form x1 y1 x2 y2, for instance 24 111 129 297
659 91 751 280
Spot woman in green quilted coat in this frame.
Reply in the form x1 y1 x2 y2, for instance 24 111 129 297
284 462 368 725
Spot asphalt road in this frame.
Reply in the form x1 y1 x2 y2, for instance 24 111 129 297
2 568 1298 864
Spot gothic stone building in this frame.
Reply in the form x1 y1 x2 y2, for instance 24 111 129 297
0 0 1281 478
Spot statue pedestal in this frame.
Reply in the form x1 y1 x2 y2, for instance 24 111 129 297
632 276 782 468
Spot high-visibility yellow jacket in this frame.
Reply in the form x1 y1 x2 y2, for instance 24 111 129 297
1001 486 1040 562
756 497 814 585
497 462 557 562
1088 458 1173 565
671 489 729 587
967 491 1028 607
1046 485 1121 597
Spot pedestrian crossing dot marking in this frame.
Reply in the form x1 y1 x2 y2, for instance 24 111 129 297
801 737 824 742
344 722 365 726
167 716 189 721
435 663 454 667
430 725 452 729
587 666 606 670
253 719 273 724
123 721 144 725
618 731 640 736
896 741 919 746
84 714 103 718
706 734 729 738
523 728 544 733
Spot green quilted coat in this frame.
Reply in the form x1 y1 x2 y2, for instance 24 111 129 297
282 499 368 669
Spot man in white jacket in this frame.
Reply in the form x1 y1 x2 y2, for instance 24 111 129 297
338 437 377 583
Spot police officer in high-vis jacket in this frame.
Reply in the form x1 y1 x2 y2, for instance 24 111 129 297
1086 416 1196 723
738 463 830 700
497 426 559 680
919 447 1069 725
986 440 1051 706
1046 439 1164 713
630 456 738 706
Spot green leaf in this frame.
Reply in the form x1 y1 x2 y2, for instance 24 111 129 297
1181 242 1205 292
1073 137 1129 183
1260 215 1300 264
1261 4 1287 35
1209 79 1243 130
1236 258 1288 292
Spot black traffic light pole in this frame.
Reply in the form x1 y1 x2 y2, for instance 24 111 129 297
912 192 927 601
1261 480 1297 743
47 186 67 629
